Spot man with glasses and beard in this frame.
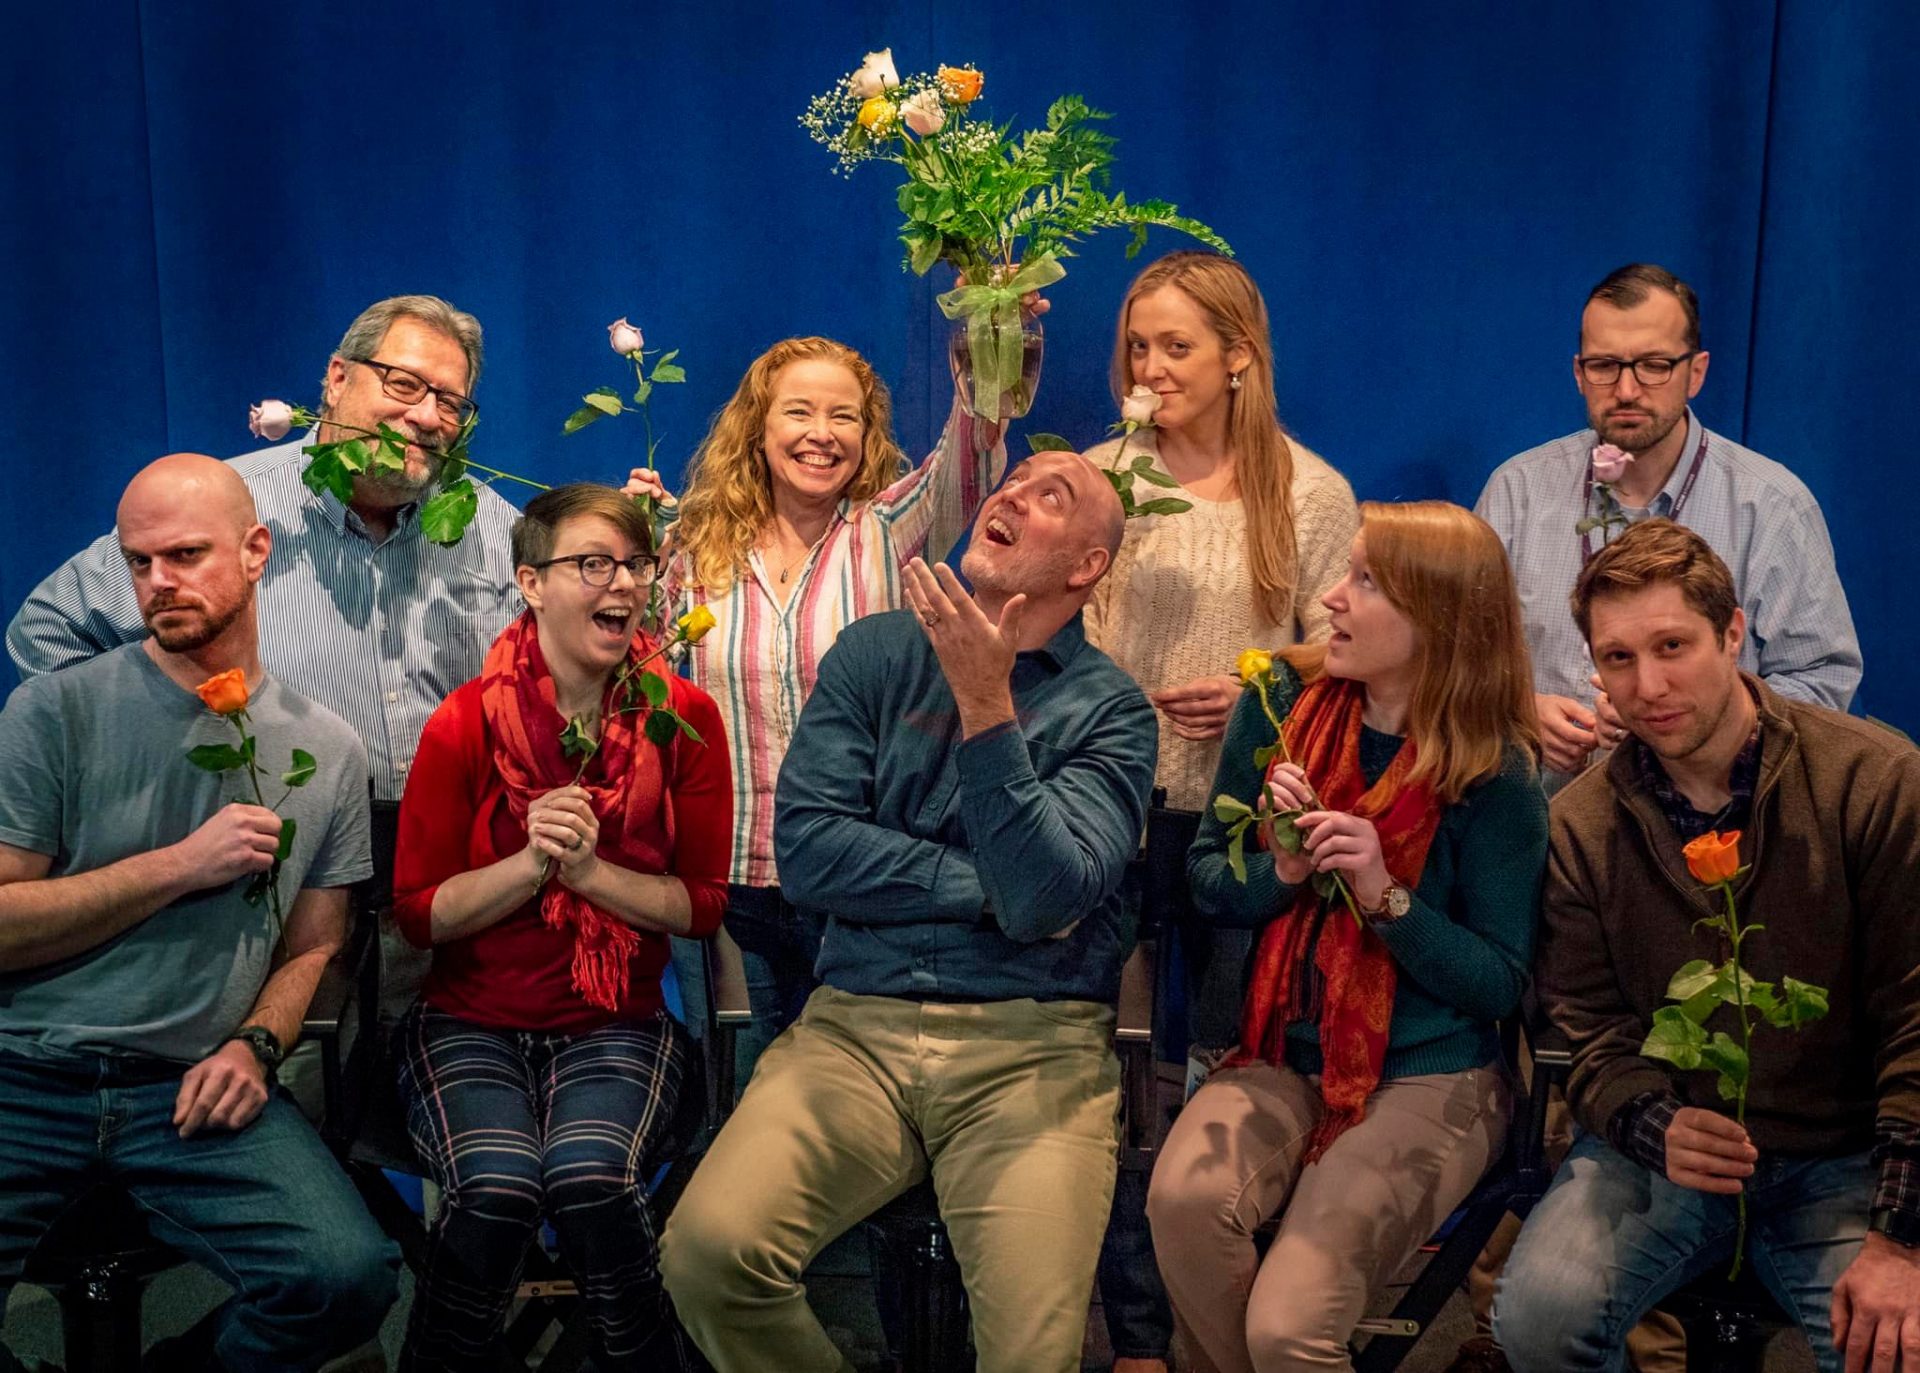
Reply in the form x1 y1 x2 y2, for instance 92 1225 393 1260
7 295 521 1013
1475 263 1859 792
0 455 397 1372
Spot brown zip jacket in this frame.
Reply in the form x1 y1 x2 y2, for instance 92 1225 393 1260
1541 675 1920 1155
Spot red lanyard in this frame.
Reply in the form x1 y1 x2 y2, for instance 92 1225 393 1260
1580 428 1709 565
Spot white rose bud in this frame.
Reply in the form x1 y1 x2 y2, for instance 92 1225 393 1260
249 400 294 441
1590 443 1634 483
901 90 946 137
849 47 901 100
608 318 645 357
1120 385 1162 427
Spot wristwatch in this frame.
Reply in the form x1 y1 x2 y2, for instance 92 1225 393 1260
227 1025 284 1083
1361 883 1413 923
1870 1206 1920 1249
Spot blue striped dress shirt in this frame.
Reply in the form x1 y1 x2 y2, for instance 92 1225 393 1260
6 437 522 800
1476 410 1862 724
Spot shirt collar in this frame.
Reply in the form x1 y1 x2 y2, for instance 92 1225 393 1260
1022 612 1089 672
1629 679 1763 838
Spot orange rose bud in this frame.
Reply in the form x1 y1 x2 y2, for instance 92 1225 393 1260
1682 830 1741 886
938 65 983 104
195 669 250 716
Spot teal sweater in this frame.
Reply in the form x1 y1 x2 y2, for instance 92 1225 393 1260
1187 664 1548 1080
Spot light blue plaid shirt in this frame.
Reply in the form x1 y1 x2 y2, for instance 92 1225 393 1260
6 437 522 800
1476 410 1861 727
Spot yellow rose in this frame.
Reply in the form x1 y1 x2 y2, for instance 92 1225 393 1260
938 65 983 104
678 605 718 645
1235 648 1273 687
856 96 897 132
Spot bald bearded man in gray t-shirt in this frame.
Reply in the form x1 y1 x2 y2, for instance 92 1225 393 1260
0 456 397 1371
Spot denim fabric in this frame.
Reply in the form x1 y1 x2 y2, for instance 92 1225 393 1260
1495 1131 1871 1373
0 1050 397 1372
396 1006 693 1373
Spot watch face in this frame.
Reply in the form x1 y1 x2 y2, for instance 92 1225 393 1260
1385 886 1412 918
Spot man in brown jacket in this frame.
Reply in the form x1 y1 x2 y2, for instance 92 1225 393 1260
1494 519 1920 1373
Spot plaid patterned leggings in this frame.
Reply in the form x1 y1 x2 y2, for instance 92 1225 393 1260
396 1004 693 1372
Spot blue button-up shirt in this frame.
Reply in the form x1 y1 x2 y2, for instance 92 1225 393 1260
774 608 1158 1005
7 437 521 799
1476 411 1861 722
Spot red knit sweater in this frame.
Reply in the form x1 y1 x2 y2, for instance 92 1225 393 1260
393 675 732 1033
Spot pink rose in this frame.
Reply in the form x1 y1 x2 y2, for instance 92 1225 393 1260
1591 443 1633 484
608 318 645 357
249 400 294 441
901 90 945 137
1121 385 1162 427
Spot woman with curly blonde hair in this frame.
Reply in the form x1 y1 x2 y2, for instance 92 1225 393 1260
631 330 1023 1074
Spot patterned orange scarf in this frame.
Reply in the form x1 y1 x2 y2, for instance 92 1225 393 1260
479 611 667 1011
1234 675 1444 1161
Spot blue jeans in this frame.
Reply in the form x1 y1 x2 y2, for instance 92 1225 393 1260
723 883 823 1088
396 1005 694 1373
1494 1130 1871 1373
0 1049 398 1372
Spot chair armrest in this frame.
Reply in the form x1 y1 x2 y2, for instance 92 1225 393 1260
1513 1016 1573 1182
698 928 754 1135
303 904 380 1157
1116 940 1159 1167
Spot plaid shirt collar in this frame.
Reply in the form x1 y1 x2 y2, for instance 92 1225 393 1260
1631 715 1763 842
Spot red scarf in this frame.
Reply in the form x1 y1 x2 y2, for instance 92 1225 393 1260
1234 676 1444 1161
479 611 667 1012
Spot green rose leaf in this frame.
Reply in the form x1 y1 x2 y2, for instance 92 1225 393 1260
1252 741 1278 769
275 816 297 863
907 234 944 276
300 446 359 506
244 872 271 907
1764 976 1831 1030
1226 827 1247 885
1026 433 1076 454
1311 871 1341 902
564 404 608 435
584 388 624 416
637 671 669 708
420 478 479 547
1212 794 1253 824
372 424 411 474
187 743 248 772
1133 497 1195 517
282 749 316 789
1269 811 1306 855
1700 1031 1749 1099
649 350 685 384
1641 1004 1708 1070
644 710 680 748
240 733 257 765
559 714 597 762
1665 958 1720 1002
1134 467 1183 489
673 713 704 744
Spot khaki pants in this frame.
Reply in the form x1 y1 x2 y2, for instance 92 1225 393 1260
661 986 1121 1373
1148 1060 1509 1373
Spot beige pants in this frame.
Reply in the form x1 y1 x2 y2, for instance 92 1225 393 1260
1148 1059 1509 1373
661 986 1121 1373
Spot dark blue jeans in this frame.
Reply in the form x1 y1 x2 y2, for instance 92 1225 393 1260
724 883 824 1088
396 1005 694 1373
1495 1130 1871 1373
0 1049 398 1372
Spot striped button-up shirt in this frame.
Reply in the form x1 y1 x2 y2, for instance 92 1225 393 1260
663 405 1001 888
7 437 521 800
1476 411 1862 724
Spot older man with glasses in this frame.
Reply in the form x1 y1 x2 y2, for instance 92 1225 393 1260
7 294 523 1020
1475 261 1859 793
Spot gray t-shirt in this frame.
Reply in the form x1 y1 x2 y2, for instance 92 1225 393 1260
0 643 372 1063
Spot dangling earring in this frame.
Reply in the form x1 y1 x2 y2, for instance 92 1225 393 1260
1229 372 1243 391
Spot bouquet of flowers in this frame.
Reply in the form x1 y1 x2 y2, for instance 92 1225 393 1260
802 49 1231 420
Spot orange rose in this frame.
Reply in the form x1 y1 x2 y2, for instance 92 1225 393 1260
195 669 250 717
1683 830 1741 886
938 65 983 104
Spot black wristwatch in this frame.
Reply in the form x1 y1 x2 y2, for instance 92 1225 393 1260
1870 1206 1920 1249
227 1025 284 1083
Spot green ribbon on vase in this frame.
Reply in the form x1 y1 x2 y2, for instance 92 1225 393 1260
936 253 1065 421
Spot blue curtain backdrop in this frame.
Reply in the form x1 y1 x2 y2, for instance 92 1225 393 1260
3 2 1914 729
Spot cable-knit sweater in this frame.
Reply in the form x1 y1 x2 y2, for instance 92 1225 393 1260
1083 430 1360 810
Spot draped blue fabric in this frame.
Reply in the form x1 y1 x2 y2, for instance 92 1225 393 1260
3 2 1913 728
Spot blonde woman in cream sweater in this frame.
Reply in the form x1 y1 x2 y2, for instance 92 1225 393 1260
1086 252 1359 814
1081 251 1358 1373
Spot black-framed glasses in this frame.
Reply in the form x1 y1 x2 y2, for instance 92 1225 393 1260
1576 352 1697 387
351 358 479 423
532 553 659 587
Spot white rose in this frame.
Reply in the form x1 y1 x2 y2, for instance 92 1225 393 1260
249 400 294 441
1120 385 1162 427
849 48 901 100
901 90 946 137
608 318 645 357
1590 443 1634 484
